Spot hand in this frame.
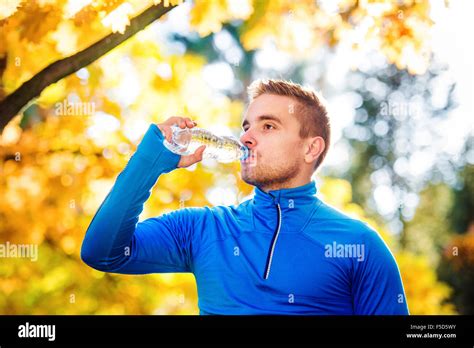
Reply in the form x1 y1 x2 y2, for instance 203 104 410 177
156 116 206 168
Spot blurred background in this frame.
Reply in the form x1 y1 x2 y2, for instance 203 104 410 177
0 0 472 314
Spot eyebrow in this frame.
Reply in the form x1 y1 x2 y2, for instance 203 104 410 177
242 114 283 129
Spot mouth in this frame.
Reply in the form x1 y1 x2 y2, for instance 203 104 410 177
241 149 258 166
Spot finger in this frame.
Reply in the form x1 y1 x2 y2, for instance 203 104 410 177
163 116 196 129
168 116 186 129
158 125 172 142
184 145 206 166
164 116 183 125
162 116 185 129
185 118 195 128
178 119 186 129
178 145 206 168
194 145 206 160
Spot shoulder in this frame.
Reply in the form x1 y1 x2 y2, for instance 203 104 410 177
312 200 367 227
158 199 252 228
161 201 252 242
158 206 212 224
305 200 377 240
303 200 393 259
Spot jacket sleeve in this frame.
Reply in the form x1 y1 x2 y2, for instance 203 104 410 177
351 223 410 315
80 124 196 274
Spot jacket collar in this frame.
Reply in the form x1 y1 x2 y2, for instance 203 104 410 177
253 180 318 208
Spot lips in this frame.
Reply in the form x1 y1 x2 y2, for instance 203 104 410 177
242 149 258 166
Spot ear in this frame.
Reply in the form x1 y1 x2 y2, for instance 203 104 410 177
304 136 325 166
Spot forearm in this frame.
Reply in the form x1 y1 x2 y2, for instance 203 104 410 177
80 124 180 271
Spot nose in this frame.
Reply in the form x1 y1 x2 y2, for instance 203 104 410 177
240 129 256 149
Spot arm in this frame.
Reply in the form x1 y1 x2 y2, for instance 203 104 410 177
80 119 204 274
351 224 410 315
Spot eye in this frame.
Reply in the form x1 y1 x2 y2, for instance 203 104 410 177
264 123 275 130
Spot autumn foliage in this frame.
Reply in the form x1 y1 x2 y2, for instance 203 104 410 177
0 0 459 314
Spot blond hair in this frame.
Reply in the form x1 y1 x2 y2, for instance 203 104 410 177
247 79 331 170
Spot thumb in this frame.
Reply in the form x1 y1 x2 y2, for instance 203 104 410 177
178 145 206 168
193 145 207 161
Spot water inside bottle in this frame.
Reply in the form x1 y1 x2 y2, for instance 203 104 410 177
163 125 249 163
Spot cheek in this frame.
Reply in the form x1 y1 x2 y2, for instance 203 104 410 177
257 134 303 158
259 138 302 161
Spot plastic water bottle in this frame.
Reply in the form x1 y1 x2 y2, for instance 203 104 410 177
163 125 249 163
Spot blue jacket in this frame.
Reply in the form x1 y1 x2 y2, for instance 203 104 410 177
81 124 409 315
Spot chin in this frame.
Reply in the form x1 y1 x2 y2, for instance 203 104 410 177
240 168 257 186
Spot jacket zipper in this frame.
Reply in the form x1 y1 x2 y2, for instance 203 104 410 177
263 202 282 280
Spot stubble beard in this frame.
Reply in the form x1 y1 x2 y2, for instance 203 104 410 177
241 155 301 191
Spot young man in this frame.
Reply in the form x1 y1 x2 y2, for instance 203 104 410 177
81 79 409 315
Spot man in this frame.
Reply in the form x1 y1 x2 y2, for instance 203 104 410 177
81 79 409 315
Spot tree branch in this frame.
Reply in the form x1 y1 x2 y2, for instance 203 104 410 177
0 2 178 131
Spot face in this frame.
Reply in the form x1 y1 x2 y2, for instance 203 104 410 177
240 94 306 191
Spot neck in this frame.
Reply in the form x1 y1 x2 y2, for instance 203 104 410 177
259 176 312 193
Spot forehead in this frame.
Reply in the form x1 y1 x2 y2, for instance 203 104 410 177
244 94 298 122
